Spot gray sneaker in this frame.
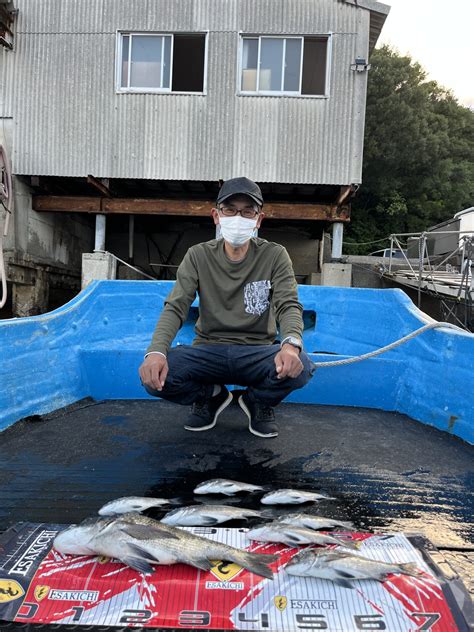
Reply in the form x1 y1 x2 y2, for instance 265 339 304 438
184 387 233 432
238 392 279 438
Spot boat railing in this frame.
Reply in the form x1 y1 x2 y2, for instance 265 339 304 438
385 231 473 330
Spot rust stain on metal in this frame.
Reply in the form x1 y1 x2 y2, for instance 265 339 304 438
448 415 458 432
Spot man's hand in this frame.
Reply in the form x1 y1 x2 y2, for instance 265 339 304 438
139 354 168 391
275 344 303 380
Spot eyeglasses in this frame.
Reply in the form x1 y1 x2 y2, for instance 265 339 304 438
219 205 259 219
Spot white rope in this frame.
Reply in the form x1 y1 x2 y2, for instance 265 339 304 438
312 321 466 368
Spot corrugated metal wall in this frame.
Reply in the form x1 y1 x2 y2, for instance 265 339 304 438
3 0 371 184
0 45 13 117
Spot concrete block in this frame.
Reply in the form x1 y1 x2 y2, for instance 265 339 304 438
309 273 322 285
321 263 352 287
82 252 117 289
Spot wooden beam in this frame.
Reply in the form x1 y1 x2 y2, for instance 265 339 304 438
34 196 101 213
33 196 350 221
336 185 353 206
104 198 212 215
262 203 350 221
87 175 112 197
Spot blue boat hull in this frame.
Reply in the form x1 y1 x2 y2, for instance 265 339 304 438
1 281 473 443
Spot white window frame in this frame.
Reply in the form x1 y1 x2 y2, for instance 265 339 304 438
116 31 208 95
238 33 332 98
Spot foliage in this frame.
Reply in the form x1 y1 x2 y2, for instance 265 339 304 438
347 46 474 254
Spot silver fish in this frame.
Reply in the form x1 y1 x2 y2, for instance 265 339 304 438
98 496 173 515
54 513 278 579
275 513 354 531
246 523 358 549
260 489 334 505
194 479 264 496
285 549 423 589
161 504 264 526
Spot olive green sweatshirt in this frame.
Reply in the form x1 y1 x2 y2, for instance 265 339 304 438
146 238 303 356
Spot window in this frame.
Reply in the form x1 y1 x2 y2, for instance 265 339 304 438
118 33 206 93
240 35 329 96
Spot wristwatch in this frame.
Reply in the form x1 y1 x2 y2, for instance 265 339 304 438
281 336 303 352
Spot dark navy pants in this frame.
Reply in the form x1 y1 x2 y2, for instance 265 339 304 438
144 344 315 407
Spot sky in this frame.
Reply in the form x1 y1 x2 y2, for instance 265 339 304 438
377 0 474 108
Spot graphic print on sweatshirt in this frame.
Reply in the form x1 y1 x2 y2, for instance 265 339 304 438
244 280 271 315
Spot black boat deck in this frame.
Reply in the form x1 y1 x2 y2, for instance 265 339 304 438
0 398 472 596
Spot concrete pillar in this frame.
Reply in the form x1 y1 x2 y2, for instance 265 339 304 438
94 214 106 251
82 252 116 289
331 222 344 260
322 263 352 287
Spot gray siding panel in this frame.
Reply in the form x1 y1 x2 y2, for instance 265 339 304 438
6 0 373 184
0 48 14 118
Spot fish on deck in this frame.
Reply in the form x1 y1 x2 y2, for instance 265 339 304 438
98 496 175 515
53 512 278 579
260 489 334 505
160 504 265 526
275 513 355 531
193 479 265 496
246 522 359 549
285 548 423 589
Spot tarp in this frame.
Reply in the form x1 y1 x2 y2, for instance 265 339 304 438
0 524 469 630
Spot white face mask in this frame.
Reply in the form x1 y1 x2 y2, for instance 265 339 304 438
219 215 258 247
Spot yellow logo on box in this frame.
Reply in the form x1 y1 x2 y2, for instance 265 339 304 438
274 596 287 611
210 560 243 581
0 579 25 603
34 585 50 601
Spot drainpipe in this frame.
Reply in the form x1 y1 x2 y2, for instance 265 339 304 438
331 222 344 261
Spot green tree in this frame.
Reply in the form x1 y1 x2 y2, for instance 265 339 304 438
347 46 474 253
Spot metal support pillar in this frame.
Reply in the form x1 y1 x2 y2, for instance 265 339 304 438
331 222 344 260
94 214 106 251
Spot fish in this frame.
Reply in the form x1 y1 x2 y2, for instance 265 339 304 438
285 548 423 589
246 523 359 549
275 513 355 531
54 512 278 579
194 479 265 496
98 496 175 515
160 504 265 526
260 489 334 505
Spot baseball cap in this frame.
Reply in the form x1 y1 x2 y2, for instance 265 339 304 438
216 177 263 207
